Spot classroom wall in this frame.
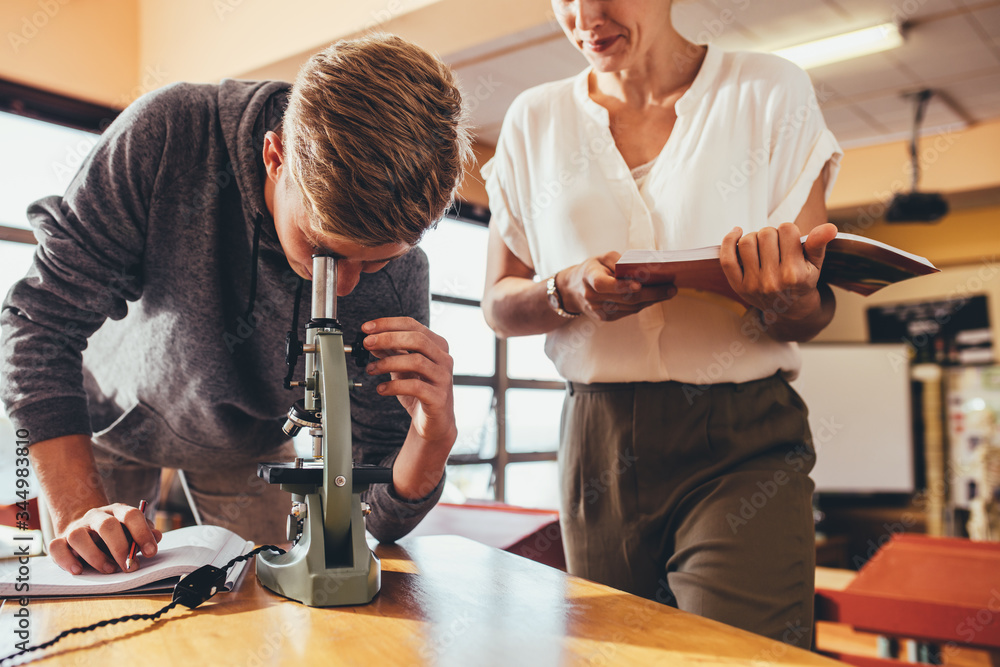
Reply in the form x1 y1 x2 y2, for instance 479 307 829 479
136 0 554 85
857 205 1000 269
814 205 1000 346
460 143 495 208
137 0 434 87
827 119 1000 212
815 262 1000 344
0 0 139 107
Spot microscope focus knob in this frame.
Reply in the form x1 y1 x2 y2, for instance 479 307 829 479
350 332 372 368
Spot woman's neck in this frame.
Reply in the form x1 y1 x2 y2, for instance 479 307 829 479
591 32 707 109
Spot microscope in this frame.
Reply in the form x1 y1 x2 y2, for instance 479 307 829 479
255 255 393 606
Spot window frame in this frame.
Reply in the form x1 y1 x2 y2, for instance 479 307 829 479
0 78 119 245
439 206 564 503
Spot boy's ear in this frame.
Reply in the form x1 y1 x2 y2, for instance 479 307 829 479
262 131 285 180
264 130 283 153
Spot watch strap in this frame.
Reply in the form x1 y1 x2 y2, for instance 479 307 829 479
546 275 580 319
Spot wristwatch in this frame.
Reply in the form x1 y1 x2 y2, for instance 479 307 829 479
546 274 580 319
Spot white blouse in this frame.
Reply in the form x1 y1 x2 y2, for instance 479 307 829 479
483 45 843 384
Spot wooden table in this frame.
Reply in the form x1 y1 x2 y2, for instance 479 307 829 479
1 536 843 666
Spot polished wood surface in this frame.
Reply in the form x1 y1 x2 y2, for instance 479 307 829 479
1 536 843 666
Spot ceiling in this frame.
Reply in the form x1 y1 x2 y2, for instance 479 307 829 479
446 0 1000 150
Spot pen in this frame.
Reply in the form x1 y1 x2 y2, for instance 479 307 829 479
125 499 147 571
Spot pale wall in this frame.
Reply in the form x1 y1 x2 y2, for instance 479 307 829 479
815 261 1000 345
137 0 554 84
0 0 138 108
815 203 1000 346
828 119 1000 212
852 205 1000 270
458 142 495 208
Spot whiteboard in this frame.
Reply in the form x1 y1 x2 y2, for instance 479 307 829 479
790 343 915 494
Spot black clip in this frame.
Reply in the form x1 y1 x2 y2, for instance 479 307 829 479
172 565 228 609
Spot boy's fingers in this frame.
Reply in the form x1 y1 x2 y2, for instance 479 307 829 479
117 505 159 560
364 331 449 364
48 539 85 575
64 528 118 574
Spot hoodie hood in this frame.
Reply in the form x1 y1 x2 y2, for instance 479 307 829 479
217 79 292 320
217 78 291 247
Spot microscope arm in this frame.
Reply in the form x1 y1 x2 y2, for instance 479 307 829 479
317 331 353 555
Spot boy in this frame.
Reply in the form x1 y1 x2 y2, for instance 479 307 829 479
1 34 471 575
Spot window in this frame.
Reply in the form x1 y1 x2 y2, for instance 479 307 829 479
420 215 564 509
0 105 106 504
0 112 99 230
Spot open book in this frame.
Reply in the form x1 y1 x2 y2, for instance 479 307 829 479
0 524 253 598
614 232 939 303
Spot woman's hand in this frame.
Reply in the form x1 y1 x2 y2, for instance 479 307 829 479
559 251 677 322
719 221 838 341
48 503 162 575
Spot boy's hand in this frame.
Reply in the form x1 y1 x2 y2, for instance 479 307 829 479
361 317 456 443
361 317 457 499
30 434 162 575
49 503 162 575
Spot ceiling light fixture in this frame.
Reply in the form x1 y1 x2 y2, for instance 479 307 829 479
772 22 905 70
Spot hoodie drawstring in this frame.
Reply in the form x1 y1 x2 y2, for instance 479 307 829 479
243 213 264 323
283 278 306 389
242 212 307 389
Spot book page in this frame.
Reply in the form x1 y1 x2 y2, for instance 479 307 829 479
830 232 934 267
0 524 250 598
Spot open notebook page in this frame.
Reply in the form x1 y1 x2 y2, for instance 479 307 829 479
0 524 252 598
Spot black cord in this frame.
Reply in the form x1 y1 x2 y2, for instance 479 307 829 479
222 544 284 573
0 545 286 665
283 277 306 390
1 599 184 665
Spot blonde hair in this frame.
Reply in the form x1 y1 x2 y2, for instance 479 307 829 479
283 33 472 246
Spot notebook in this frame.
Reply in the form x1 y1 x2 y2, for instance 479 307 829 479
0 524 253 598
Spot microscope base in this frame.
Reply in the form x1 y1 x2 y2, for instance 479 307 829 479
256 491 380 607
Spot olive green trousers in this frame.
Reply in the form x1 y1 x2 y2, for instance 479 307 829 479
559 373 817 649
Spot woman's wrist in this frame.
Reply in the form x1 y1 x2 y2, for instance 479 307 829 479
546 270 581 318
758 285 835 342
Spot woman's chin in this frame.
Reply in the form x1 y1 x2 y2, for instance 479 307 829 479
581 49 631 74
587 56 629 74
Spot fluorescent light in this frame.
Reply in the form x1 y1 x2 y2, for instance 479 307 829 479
772 23 904 70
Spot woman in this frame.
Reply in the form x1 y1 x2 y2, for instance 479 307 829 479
481 0 842 646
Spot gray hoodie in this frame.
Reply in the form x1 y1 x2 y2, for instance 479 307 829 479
0 79 443 541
